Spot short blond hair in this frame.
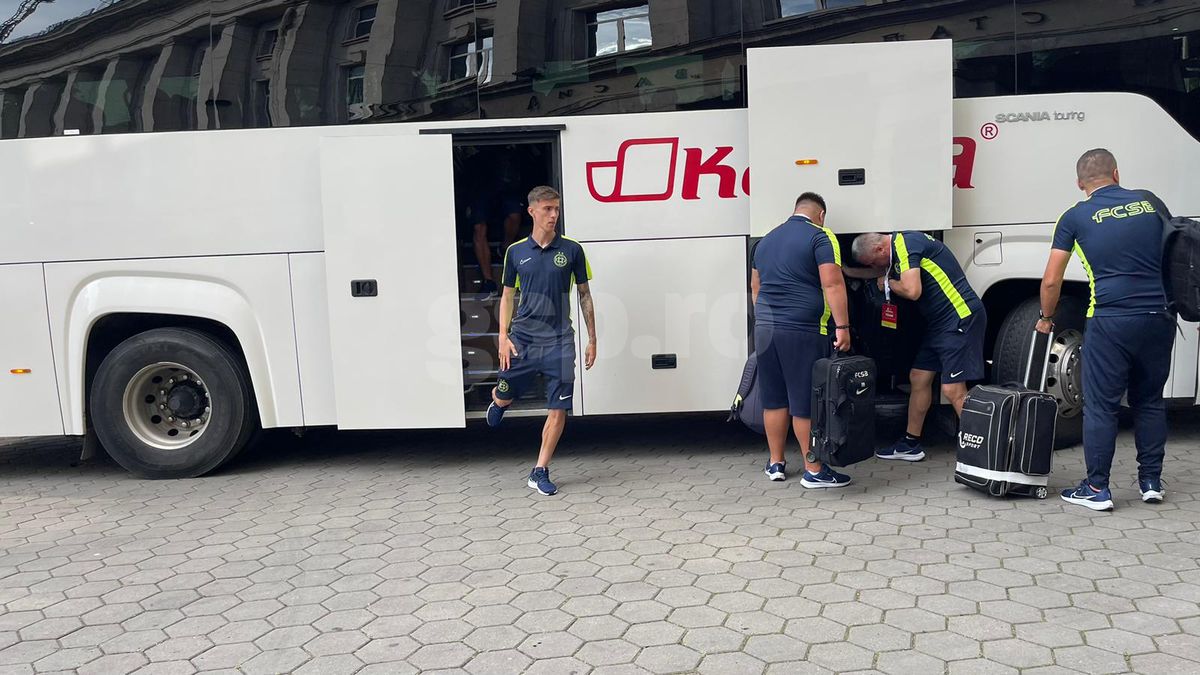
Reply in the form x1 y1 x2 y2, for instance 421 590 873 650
528 185 561 205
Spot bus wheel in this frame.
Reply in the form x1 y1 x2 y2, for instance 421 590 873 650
992 296 1086 449
90 328 258 479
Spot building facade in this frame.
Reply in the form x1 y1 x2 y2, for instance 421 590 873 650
0 0 1197 139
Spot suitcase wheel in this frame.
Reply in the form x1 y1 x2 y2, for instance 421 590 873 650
1035 486 1048 500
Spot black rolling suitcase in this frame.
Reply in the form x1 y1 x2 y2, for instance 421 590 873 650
954 331 1057 499
809 353 877 468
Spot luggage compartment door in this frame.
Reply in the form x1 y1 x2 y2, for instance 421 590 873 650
747 40 953 236
319 135 465 429
578 236 747 415
0 264 63 437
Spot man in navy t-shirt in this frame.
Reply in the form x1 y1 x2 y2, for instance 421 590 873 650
849 231 986 462
1040 148 1175 511
486 186 597 497
752 192 853 488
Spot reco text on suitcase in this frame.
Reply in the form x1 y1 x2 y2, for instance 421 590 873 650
810 354 876 468
954 331 1058 499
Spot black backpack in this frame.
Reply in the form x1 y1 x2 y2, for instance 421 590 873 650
728 352 765 435
1162 215 1200 322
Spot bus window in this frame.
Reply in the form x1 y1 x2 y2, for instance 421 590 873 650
1017 5 1200 141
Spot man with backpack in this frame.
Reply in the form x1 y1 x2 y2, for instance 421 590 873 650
1039 148 1175 511
751 192 853 487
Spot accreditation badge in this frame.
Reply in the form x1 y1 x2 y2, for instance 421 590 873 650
881 303 898 329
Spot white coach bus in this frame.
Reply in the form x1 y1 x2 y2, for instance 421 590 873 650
1 1 1198 478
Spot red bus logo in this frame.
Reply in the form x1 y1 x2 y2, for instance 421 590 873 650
586 135 980 202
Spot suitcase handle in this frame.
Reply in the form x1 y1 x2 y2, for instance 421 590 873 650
1023 329 1054 393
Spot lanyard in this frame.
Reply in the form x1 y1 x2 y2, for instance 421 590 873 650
884 235 893 304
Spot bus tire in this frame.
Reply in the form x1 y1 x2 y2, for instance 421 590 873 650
992 296 1086 449
90 327 258 479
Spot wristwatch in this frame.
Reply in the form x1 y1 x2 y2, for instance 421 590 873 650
1038 312 1053 322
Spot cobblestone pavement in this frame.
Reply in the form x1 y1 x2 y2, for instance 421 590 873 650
2 411 1200 675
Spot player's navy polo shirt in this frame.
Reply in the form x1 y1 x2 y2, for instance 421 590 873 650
1052 184 1169 317
890 231 982 331
501 234 592 344
752 215 841 334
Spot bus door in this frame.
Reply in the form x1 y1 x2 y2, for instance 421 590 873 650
318 134 466 430
746 40 954 236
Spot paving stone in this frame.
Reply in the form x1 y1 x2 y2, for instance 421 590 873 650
568 615 629 641
1053 646 1132 674
623 621 684 648
876 650 944 675
463 649 533 675
743 634 808 663
913 631 981 661
682 626 746 654
635 644 702 672
577 639 639 667
806 641 874 672
1129 652 1200 675
948 658 1018 675
239 647 309 675
697 651 766 675
190 642 260 670
982 638 1053 668
521 656 591 675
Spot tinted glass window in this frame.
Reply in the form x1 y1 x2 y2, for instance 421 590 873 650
1016 3 1200 140
0 1 1197 138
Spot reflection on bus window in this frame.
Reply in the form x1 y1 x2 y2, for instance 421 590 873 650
0 1 1197 140
588 5 653 58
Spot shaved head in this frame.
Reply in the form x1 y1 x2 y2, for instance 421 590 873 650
1076 148 1117 183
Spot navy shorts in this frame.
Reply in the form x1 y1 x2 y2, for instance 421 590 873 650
754 325 831 418
495 336 576 409
913 310 987 384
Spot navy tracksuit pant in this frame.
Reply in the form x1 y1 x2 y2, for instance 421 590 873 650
1081 313 1175 490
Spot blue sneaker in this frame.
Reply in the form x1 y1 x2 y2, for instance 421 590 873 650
765 462 786 481
528 467 557 496
1139 478 1164 504
486 399 507 427
800 466 852 489
876 440 926 462
1060 480 1114 511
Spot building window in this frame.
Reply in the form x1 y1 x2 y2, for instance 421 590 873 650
257 29 279 58
254 80 272 127
587 5 652 57
778 0 864 19
448 35 493 84
348 4 377 40
346 64 365 107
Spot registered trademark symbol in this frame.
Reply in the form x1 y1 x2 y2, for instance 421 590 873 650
981 122 999 140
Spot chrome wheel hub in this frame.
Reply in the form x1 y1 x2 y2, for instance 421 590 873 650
122 362 211 449
1044 329 1084 418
